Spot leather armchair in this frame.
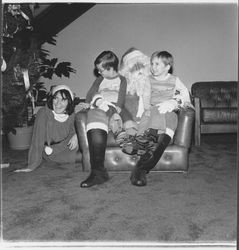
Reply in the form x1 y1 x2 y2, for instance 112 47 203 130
75 107 195 172
191 81 237 146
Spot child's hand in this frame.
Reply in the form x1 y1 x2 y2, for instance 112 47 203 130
156 100 178 114
15 168 33 173
68 134 78 150
98 100 116 112
78 102 90 111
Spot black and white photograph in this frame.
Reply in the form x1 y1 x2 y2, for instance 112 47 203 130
1 1 238 249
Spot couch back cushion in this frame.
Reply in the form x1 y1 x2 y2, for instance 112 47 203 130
202 108 237 123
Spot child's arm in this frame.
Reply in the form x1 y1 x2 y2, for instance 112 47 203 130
78 77 103 112
85 77 103 103
116 76 127 111
174 77 191 106
156 77 192 114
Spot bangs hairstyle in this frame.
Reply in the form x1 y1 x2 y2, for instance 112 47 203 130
47 89 75 115
151 51 174 74
94 51 119 72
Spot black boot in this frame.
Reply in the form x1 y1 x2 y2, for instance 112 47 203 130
130 133 171 186
80 129 109 188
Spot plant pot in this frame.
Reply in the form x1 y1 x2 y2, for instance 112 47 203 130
7 126 33 150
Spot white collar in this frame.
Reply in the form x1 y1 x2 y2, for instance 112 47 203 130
52 111 69 122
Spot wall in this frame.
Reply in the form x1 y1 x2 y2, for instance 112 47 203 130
44 3 238 99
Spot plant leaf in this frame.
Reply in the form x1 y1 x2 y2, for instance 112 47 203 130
54 62 76 78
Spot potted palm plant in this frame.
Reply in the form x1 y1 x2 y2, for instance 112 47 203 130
2 3 76 150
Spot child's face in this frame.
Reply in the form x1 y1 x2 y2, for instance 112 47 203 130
97 62 116 79
53 92 68 114
150 57 170 77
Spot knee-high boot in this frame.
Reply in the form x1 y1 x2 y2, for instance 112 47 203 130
130 133 171 186
80 129 109 188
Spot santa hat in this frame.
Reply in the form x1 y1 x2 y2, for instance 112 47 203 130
120 49 150 75
52 84 74 101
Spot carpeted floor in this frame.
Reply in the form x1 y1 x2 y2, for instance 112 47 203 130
1 134 237 244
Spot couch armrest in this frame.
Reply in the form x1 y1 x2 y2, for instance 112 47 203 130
194 97 201 146
173 107 195 148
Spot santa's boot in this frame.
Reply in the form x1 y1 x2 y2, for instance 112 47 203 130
130 133 171 186
80 129 109 188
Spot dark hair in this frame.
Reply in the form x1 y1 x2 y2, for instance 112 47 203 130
47 89 74 115
94 51 119 72
151 50 174 74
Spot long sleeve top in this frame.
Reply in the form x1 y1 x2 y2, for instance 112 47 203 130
149 73 191 106
85 75 127 109
27 106 76 170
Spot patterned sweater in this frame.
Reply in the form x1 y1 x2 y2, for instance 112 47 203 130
149 73 191 106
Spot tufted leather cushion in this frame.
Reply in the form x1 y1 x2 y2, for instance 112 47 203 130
97 145 188 172
191 81 237 108
76 106 194 172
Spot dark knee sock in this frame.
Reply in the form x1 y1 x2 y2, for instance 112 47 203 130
87 129 107 173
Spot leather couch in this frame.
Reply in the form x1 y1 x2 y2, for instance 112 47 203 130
191 81 237 146
75 107 195 172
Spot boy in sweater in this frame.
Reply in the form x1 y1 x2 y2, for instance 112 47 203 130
128 50 192 186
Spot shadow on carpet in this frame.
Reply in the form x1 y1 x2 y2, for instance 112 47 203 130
1 135 237 243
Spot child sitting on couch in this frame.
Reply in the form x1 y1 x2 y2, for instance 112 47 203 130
76 50 135 188
123 50 193 186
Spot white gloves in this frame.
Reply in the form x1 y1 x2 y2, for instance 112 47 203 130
156 100 178 114
95 98 116 112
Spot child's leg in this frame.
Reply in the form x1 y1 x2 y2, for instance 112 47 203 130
80 108 109 188
164 111 178 139
137 106 166 135
43 148 82 164
136 111 150 135
130 133 171 186
86 108 109 133
81 128 109 188
146 106 166 133
130 111 178 187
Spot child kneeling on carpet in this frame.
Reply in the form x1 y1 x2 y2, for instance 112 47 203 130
15 85 81 172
